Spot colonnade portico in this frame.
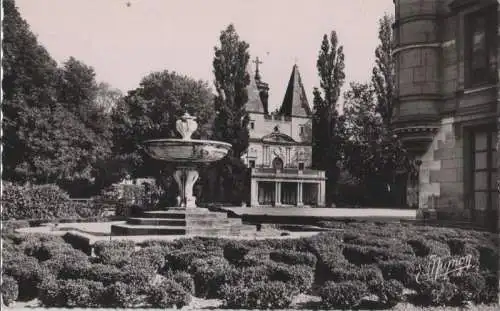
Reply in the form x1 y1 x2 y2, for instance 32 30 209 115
249 170 326 207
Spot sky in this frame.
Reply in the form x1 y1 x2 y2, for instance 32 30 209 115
16 0 394 111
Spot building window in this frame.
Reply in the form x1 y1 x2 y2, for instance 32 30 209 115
299 125 304 135
471 129 497 212
466 7 497 87
249 160 255 168
250 121 255 130
298 162 305 170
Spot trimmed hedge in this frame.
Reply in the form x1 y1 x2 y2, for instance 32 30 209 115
93 240 136 266
2 254 49 300
221 281 297 309
269 250 317 268
146 280 191 309
319 281 368 309
1 275 19 306
2 183 102 220
39 278 105 308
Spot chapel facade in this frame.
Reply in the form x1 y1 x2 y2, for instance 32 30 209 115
242 60 326 207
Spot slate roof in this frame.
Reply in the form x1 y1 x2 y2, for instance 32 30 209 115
278 65 311 117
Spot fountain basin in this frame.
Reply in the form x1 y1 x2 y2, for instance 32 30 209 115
143 139 232 163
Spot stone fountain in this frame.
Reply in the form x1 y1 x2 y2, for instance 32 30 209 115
143 112 232 208
110 112 256 236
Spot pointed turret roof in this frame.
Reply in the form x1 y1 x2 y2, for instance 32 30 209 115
278 65 311 117
245 62 266 113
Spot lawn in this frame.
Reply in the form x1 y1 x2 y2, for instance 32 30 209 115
2 220 498 309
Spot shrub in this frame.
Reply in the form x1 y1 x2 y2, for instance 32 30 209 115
130 246 166 271
83 264 122 285
39 278 105 308
480 271 499 304
164 250 217 273
450 272 486 304
319 281 368 309
327 265 384 284
102 281 142 308
93 240 135 266
169 271 195 295
38 277 65 307
369 279 405 308
223 240 250 264
1 275 19 306
412 279 459 307
269 250 317 268
407 238 450 257
268 264 315 293
2 183 98 220
61 279 105 307
146 280 191 309
192 258 235 298
221 281 296 309
120 262 156 290
3 254 48 300
41 250 91 280
315 251 350 285
379 259 417 286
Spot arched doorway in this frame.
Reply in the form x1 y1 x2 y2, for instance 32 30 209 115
272 157 284 170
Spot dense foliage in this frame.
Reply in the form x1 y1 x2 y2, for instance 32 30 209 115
2 223 498 308
2 183 103 220
2 0 117 197
312 31 346 204
210 24 251 204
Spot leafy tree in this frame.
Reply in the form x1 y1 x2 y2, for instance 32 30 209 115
95 82 123 113
372 13 395 128
2 0 59 182
312 31 346 204
2 0 114 196
342 82 414 206
110 70 215 203
210 24 251 204
212 24 250 158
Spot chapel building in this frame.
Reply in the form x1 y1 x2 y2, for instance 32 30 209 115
242 59 326 207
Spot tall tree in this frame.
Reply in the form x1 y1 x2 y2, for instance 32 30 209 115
312 31 346 204
2 0 114 196
110 70 215 203
211 24 251 204
212 24 251 158
372 13 395 127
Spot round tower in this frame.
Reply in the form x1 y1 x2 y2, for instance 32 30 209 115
392 0 444 154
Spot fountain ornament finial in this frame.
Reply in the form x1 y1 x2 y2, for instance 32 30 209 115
176 112 198 140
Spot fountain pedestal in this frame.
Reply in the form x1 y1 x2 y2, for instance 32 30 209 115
173 166 199 208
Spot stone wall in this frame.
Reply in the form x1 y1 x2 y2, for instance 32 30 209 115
418 117 465 214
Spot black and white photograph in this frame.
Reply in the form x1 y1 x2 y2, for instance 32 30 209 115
1 0 499 309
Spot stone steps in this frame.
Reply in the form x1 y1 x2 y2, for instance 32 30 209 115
111 224 186 236
110 207 256 237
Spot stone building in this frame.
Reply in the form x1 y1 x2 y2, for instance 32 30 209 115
392 0 499 227
241 59 326 207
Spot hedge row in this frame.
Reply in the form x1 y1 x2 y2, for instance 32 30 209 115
2 222 499 309
2 183 103 221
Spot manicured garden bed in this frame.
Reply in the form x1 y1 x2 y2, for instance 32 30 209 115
2 221 498 309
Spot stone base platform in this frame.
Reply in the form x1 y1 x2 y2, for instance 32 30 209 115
110 208 258 236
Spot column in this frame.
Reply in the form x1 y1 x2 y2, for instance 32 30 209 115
250 179 258 207
275 182 282 206
317 181 326 206
297 182 303 206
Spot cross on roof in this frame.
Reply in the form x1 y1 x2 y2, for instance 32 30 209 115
252 57 263 79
